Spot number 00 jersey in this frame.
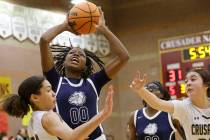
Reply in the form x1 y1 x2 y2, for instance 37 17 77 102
44 67 110 140
134 108 176 140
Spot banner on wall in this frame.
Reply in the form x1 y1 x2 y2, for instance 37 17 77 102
0 76 12 133
0 1 110 56
0 76 12 100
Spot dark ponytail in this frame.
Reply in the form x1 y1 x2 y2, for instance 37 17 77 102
3 76 45 118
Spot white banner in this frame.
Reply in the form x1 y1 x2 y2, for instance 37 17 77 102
27 8 43 44
97 34 110 56
83 34 98 53
12 5 27 41
0 1 12 38
0 1 110 56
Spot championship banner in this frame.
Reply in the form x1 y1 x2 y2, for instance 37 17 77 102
0 77 12 100
26 8 43 44
0 1 111 56
0 1 12 38
97 34 110 56
0 76 12 133
83 34 98 53
12 4 27 41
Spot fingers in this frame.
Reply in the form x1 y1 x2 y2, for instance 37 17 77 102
129 70 147 90
108 85 114 95
106 85 113 104
143 74 148 85
97 6 102 14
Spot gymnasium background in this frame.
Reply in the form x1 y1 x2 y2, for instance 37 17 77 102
1 0 210 140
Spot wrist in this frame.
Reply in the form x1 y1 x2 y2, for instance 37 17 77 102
97 26 109 33
100 109 110 120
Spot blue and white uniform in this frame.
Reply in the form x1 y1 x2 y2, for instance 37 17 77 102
45 67 110 140
134 108 176 140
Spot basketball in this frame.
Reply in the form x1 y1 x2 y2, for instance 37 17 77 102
68 2 100 34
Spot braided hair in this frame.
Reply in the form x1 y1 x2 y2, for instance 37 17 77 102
50 43 104 79
143 81 171 107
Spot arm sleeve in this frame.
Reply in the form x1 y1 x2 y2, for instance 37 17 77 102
89 69 111 95
43 67 60 92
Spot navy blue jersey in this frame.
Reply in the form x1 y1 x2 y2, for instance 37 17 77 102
134 108 176 140
44 67 110 140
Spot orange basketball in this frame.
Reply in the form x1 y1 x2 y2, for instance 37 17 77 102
68 1 100 34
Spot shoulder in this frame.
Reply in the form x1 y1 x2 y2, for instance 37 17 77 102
172 98 190 106
41 111 60 127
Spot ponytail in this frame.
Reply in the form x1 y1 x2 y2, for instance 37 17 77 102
3 94 30 118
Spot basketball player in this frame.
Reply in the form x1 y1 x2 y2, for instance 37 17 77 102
128 81 186 140
39 9 129 140
0 76 114 140
130 69 210 140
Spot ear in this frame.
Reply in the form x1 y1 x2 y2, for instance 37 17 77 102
30 94 39 103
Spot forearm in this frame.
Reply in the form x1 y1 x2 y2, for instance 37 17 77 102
99 27 129 59
72 111 107 140
137 88 173 113
41 23 67 43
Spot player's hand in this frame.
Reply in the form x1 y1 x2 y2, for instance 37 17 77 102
63 13 77 34
95 7 108 32
130 71 147 93
102 85 114 118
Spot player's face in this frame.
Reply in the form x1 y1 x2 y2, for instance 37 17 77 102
36 80 56 110
152 90 164 99
185 71 207 100
146 90 163 109
64 47 86 72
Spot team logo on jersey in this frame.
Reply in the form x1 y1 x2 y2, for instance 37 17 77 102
68 91 86 106
144 123 158 135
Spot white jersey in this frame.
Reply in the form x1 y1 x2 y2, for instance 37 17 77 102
172 98 210 140
27 111 58 140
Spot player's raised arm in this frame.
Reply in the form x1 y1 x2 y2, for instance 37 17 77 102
39 16 74 72
96 8 129 79
130 71 174 114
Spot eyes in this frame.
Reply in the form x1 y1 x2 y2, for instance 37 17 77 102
184 76 197 84
68 50 85 57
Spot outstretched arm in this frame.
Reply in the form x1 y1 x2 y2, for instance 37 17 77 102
130 71 174 114
42 85 114 140
127 112 137 140
96 9 129 79
39 16 73 72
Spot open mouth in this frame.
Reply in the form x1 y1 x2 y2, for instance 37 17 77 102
186 88 193 94
71 57 79 64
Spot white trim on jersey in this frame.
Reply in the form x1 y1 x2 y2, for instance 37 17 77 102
134 110 138 128
167 113 177 140
87 78 104 134
55 77 63 114
87 78 99 100
167 113 177 132
64 77 83 87
95 134 106 140
55 77 62 95
143 108 162 120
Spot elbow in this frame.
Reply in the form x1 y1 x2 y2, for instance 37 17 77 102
121 52 130 63
40 35 50 45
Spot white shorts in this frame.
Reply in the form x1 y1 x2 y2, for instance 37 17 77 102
95 134 106 140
